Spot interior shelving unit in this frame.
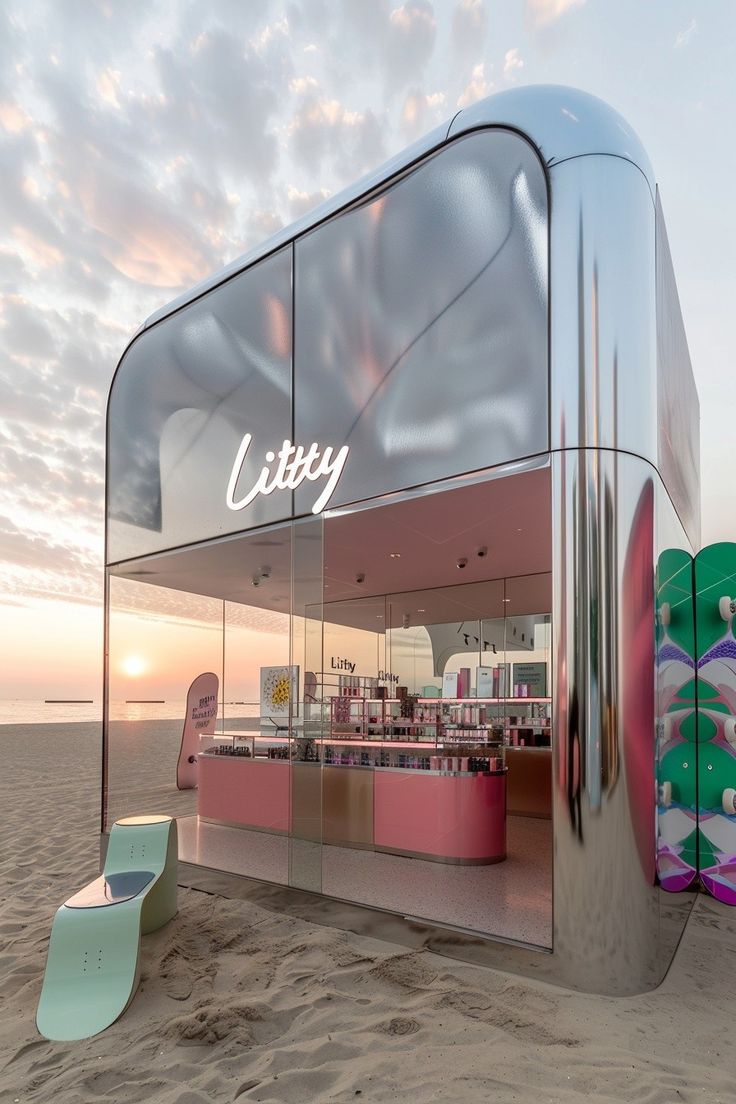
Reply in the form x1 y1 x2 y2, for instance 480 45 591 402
203 693 552 766
328 695 551 748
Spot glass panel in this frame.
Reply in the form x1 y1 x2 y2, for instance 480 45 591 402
105 576 223 829
289 515 324 892
485 574 552 822
294 129 548 512
107 245 292 563
220 582 292 887
318 470 552 947
106 524 294 885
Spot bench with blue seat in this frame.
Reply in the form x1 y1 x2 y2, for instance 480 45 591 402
36 814 178 1041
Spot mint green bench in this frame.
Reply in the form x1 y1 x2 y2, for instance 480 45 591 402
36 814 178 1041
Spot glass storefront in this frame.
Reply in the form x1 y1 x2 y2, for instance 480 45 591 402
105 465 553 947
104 87 703 992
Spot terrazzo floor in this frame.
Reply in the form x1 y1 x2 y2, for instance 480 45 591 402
177 814 552 948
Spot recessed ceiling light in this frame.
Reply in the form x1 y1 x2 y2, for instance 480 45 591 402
389 552 401 558
503 598 511 603
417 608 426 612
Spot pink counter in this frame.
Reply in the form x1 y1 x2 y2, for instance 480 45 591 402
197 756 506 864
197 755 290 833
374 769 506 864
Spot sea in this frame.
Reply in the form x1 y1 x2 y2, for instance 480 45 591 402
0 701 261 726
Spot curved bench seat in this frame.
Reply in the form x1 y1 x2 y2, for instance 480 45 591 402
36 815 177 1041
65 871 155 909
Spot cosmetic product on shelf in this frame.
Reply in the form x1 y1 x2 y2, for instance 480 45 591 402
476 666 494 697
333 697 351 724
400 694 417 719
492 664 511 697
443 671 459 697
338 675 361 697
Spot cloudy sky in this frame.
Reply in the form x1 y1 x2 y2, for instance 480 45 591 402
1 0 735 699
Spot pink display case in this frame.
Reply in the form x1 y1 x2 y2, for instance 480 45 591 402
197 754 290 833
374 769 506 865
198 750 507 866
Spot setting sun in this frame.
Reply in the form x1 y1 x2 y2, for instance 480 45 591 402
121 654 146 678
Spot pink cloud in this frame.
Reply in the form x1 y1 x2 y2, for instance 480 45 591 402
526 0 586 28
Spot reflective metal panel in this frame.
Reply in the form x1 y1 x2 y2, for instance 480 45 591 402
448 84 655 193
294 130 548 512
144 123 451 328
144 85 655 333
655 493 697 899
107 246 292 563
551 449 689 994
549 156 657 464
656 192 701 548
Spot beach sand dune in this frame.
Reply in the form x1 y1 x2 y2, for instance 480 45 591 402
0 723 734 1103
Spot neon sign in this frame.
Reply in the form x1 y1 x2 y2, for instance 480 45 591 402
226 433 350 515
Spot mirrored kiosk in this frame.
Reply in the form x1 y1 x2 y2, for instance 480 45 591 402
104 87 701 993
106 467 553 949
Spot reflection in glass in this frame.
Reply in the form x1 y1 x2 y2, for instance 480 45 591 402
107 246 293 562
295 129 548 513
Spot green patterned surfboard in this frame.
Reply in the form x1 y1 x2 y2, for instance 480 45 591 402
693 543 736 905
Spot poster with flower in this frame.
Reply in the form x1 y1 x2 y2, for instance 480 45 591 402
260 665 299 718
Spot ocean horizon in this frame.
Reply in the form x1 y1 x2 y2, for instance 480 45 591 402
0 700 261 726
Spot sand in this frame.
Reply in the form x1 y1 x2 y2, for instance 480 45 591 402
0 722 734 1104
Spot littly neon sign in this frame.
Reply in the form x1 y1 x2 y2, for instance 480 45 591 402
226 433 350 515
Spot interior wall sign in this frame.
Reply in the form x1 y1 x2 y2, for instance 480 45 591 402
226 434 350 515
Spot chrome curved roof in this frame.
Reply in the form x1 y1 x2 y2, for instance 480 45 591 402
143 84 654 331
448 84 654 185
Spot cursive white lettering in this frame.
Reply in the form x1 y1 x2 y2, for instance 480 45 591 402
226 434 349 515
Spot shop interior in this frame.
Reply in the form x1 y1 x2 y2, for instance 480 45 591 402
106 465 553 948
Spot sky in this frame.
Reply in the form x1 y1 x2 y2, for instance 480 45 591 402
1 0 735 702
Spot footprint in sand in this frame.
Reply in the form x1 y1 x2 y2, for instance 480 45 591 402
380 1017 421 1036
